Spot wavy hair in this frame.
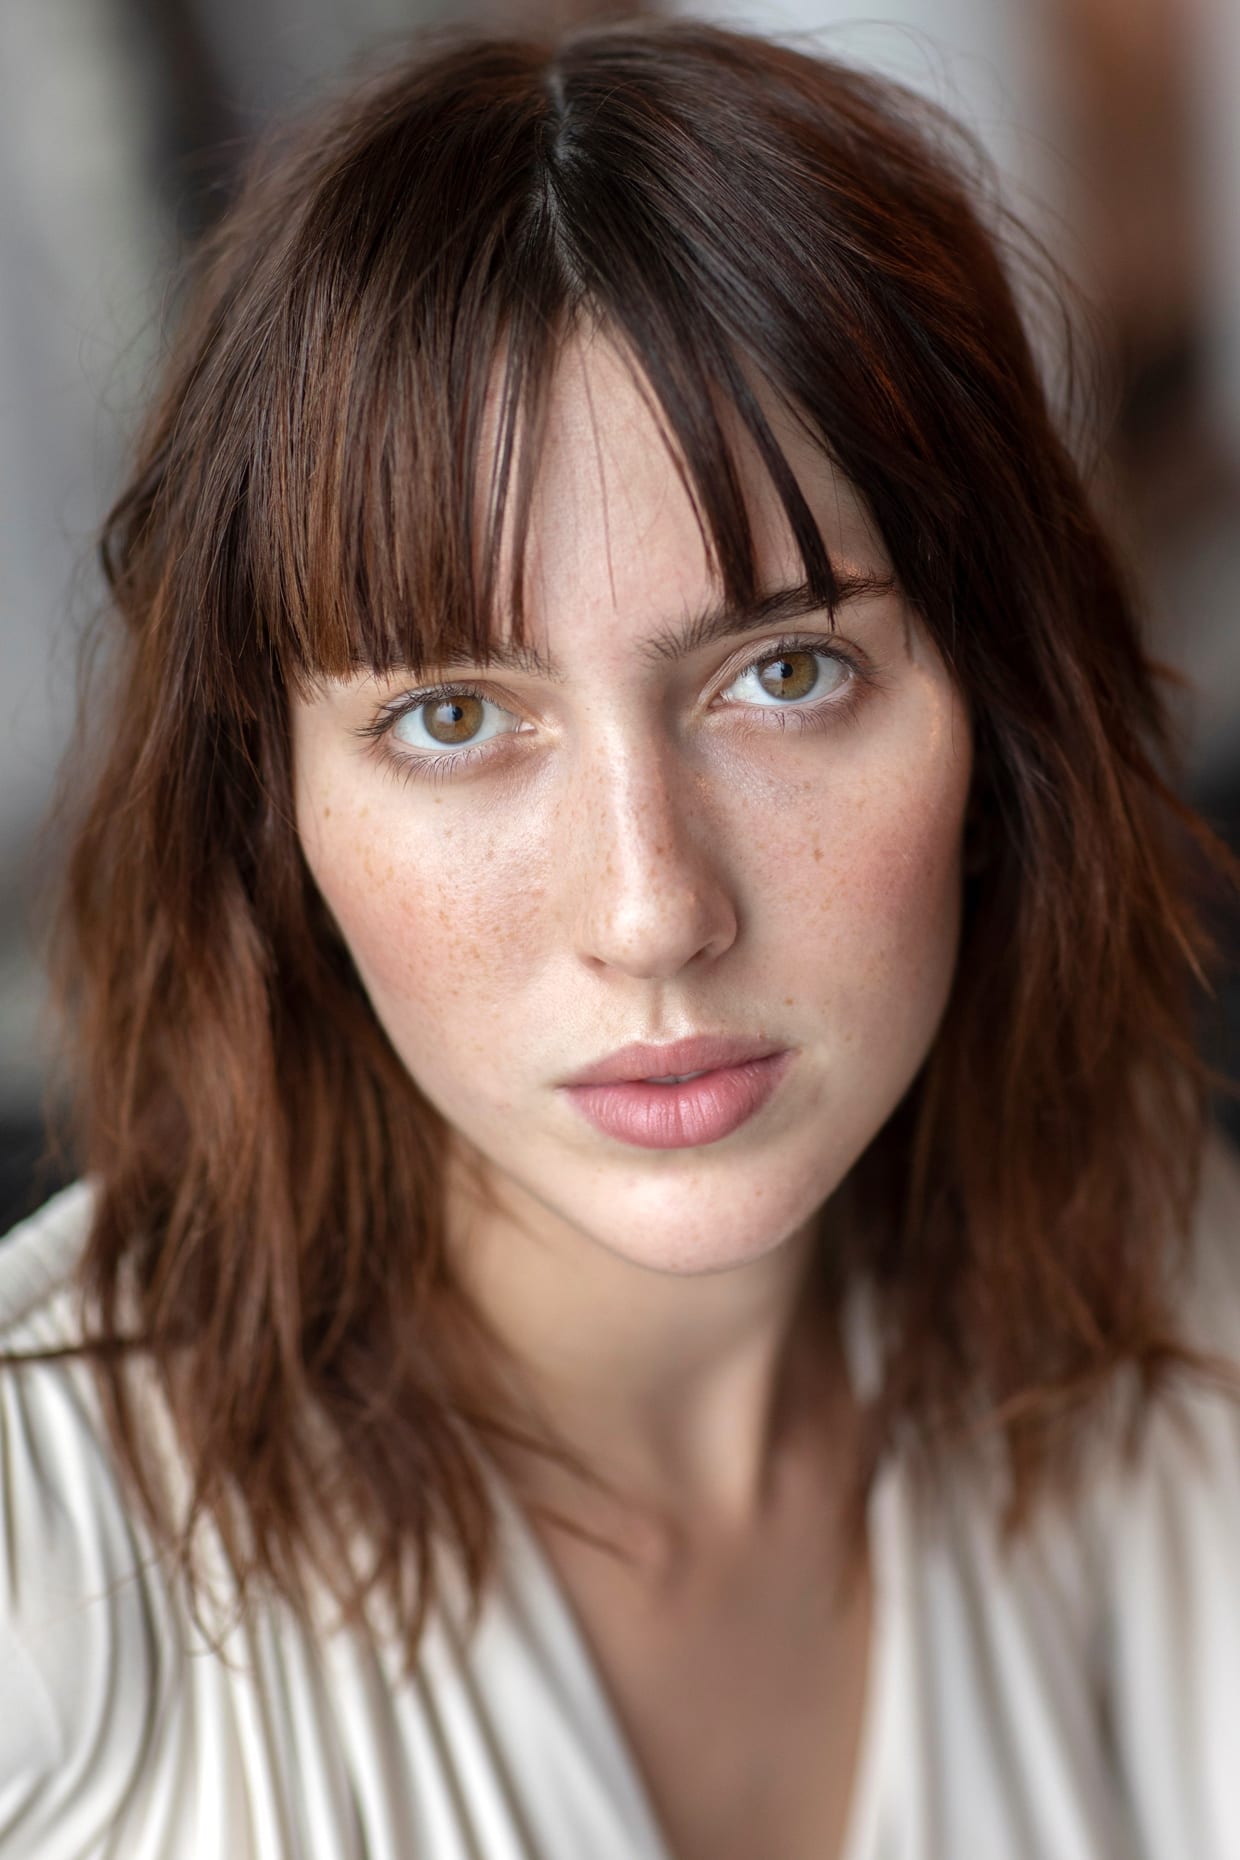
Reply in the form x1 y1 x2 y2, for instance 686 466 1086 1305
19 16 1239 1662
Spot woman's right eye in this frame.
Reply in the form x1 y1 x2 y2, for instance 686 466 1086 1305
388 687 521 754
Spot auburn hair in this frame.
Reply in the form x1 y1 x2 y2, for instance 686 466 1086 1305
17 15 1239 1664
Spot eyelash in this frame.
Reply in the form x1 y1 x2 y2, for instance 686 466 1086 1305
356 633 872 789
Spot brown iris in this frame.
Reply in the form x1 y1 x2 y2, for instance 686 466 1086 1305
423 696 486 745
751 651 817 699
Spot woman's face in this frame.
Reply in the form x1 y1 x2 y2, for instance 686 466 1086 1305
292 330 973 1277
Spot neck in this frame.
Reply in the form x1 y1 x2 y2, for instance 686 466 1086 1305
439 1147 848 1550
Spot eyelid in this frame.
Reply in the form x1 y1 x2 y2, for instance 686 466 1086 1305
353 679 505 741
365 632 864 714
718 631 865 692
354 630 870 767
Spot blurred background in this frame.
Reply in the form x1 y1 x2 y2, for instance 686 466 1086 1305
1 0 1237 1228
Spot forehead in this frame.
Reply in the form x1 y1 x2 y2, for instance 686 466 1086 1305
483 328 892 651
289 312 897 696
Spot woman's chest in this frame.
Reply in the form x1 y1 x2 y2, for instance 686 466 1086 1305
531 1500 875 1860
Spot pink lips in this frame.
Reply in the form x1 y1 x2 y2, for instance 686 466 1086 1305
560 1041 794 1150
563 1033 787 1087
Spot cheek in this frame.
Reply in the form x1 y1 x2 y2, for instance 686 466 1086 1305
764 745 970 1012
301 797 546 1029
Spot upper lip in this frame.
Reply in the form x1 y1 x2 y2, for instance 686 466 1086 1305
562 1034 788 1087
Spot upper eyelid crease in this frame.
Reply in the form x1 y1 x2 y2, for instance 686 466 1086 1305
385 630 865 720
354 629 864 748
352 573 895 688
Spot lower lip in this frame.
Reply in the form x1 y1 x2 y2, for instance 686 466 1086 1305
561 1052 793 1150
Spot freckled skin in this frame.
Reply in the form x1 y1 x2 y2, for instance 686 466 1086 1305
292 331 972 1292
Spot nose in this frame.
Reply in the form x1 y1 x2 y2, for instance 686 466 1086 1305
567 735 738 981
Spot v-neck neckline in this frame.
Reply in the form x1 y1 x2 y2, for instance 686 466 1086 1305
474 1281 898 1860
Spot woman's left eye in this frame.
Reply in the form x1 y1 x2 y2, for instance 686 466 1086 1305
721 642 852 711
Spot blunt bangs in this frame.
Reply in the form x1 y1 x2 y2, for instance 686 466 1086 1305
241 47 863 696
188 20 1043 712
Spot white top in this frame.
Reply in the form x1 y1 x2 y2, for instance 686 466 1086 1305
2 1138 1240 1859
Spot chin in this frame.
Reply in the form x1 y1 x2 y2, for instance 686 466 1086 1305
575 1169 834 1280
